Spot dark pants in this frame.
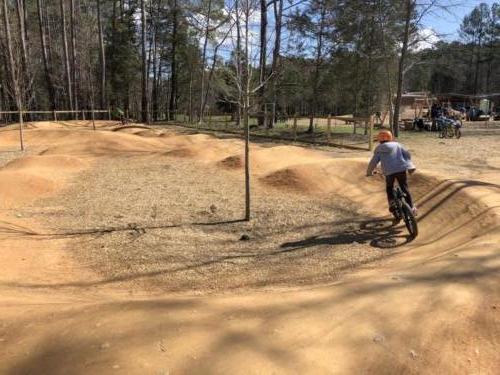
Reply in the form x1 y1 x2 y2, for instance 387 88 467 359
386 171 413 207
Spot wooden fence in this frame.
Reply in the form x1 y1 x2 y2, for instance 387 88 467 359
0 109 112 151
158 113 375 151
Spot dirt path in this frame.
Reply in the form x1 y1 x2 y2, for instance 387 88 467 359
0 121 499 374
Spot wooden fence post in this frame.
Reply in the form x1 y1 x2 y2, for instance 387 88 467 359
327 114 332 143
91 110 96 130
53 110 57 121
368 115 374 151
82 110 86 120
293 115 298 141
264 105 268 129
272 102 276 128
19 110 25 151
108 108 111 120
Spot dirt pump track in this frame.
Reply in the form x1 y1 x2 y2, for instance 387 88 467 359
0 121 499 374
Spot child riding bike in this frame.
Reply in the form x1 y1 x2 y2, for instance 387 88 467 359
366 130 418 216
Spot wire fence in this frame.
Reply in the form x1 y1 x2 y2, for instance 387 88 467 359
152 111 375 151
0 109 111 125
0 109 376 151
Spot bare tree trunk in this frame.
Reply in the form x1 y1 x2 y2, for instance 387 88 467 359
235 0 242 127
2 0 24 149
36 0 56 110
168 0 178 120
141 0 149 123
97 0 106 108
15 0 28 80
379 12 394 129
473 35 482 95
70 0 78 114
188 70 193 122
199 0 213 123
308 4 326 133
258 0 267 127
152 48 158 121
60 0 73 111
243 0 251 221
270 0 283 128
392 0 414 138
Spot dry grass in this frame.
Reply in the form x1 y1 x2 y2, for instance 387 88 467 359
21 155 395 293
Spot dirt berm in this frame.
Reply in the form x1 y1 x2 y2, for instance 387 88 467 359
0 121 498 374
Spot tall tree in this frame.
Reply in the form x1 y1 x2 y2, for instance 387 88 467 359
97 0 106 108
257 0 267 126
15 0 28 91
141 0 149 123
2 0 24 149
36 0 56 110
270 0 283 126
70 0 78 112
60 0 73 110
392 0 414 137
169 0 179 120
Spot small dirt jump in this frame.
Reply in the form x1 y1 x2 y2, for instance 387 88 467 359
0 120 498 374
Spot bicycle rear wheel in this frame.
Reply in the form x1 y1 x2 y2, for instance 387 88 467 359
401 201 418 238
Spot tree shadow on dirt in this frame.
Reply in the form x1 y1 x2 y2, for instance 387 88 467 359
281 217 414 250
5 245 499 375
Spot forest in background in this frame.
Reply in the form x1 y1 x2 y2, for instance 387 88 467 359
0 0 499 131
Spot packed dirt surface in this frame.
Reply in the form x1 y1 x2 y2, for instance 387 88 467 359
0 121 499 374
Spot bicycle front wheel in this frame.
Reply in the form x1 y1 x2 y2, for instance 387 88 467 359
447 127 455 138
401 201 418 238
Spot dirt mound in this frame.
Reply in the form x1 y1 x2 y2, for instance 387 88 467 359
0 122 499 374
158 132 175 138
218 155 243 169
165 147 198 158
261 165 328 193
3 155 87 172
0 172 57 207
134 129 160 137
38 130 164 157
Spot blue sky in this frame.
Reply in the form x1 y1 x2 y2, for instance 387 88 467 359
423 0 498 40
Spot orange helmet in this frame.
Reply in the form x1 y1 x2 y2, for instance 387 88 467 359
377 130 393 142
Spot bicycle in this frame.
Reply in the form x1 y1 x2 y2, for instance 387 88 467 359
372 171 418 238
437 118 462 139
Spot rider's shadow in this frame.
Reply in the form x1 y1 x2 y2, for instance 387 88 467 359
281 218 414 251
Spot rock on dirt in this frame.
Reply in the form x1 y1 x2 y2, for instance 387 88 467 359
373 334 385 343
100 342 111 350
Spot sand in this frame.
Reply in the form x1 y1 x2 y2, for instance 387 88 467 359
0 121 498 374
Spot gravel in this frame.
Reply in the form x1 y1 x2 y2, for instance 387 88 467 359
22 155 394 293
